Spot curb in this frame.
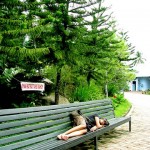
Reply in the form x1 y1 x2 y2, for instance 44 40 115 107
125 104 134 117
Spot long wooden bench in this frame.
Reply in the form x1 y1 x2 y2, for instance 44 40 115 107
0 99 131 150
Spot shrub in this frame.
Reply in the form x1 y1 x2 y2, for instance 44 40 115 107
71 83 104 102
112 94 126 109
12 101 36 108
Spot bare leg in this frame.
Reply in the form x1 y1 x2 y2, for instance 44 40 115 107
57 124 86 140
62 129 87 140
64 124 86 135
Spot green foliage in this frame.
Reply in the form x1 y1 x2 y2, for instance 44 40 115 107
147 90 150 95
11 92 44 108
0 0 142 108
71 83 104 102
12 101 36 108
112 94 126 109
108 85 118 97
2 67 21 79
143 89 150 95
114 98 131 117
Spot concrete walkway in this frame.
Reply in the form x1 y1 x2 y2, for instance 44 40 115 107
97 92 150 150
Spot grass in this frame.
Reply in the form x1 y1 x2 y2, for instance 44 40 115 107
114 99 132 117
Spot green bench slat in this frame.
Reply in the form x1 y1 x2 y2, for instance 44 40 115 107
0 99 131 150
0 113 70 130
0 100 111 122
0 102 114 130
0 99 110 116
0 123 70 149
0 119 71 144
0 118 71 137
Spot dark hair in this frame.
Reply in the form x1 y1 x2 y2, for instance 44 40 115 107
103 118 109 126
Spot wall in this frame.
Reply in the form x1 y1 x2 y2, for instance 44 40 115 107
137 77 150 91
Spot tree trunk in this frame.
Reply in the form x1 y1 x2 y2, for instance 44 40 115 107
55 68 61 104
87 72 91 86
105 83 108 98
105 71 108 98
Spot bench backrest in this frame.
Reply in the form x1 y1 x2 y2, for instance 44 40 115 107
0 99 114 150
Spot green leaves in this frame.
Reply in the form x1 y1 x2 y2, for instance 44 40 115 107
0 0 139 106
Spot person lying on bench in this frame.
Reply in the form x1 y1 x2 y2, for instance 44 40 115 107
57 113 109 141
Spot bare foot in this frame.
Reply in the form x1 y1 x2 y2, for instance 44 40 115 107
61 134 69 140
57 134 62 140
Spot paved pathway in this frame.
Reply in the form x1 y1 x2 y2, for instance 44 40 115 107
97 92 150 150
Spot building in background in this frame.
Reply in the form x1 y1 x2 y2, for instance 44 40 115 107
129 76 150 91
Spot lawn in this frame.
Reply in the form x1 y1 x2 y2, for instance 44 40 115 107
114 99 132 117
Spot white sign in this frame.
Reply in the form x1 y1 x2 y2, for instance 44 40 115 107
20 82 45 91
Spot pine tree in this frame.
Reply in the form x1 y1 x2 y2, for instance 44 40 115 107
76 1 117 86
42 0 105 104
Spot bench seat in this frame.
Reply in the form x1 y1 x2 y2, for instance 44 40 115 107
0 99 131 150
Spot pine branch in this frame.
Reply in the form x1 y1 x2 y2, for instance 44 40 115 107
1 24 53 36
0 46 49 58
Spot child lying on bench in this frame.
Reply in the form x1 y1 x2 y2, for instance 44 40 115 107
57 111 109 141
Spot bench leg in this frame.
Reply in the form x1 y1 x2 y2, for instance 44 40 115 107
94 136 98 150
129 120 131 132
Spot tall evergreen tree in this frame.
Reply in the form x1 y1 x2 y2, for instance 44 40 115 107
74 1 138 97
42 0 106 104
77 1 118 86
0 0 142 107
